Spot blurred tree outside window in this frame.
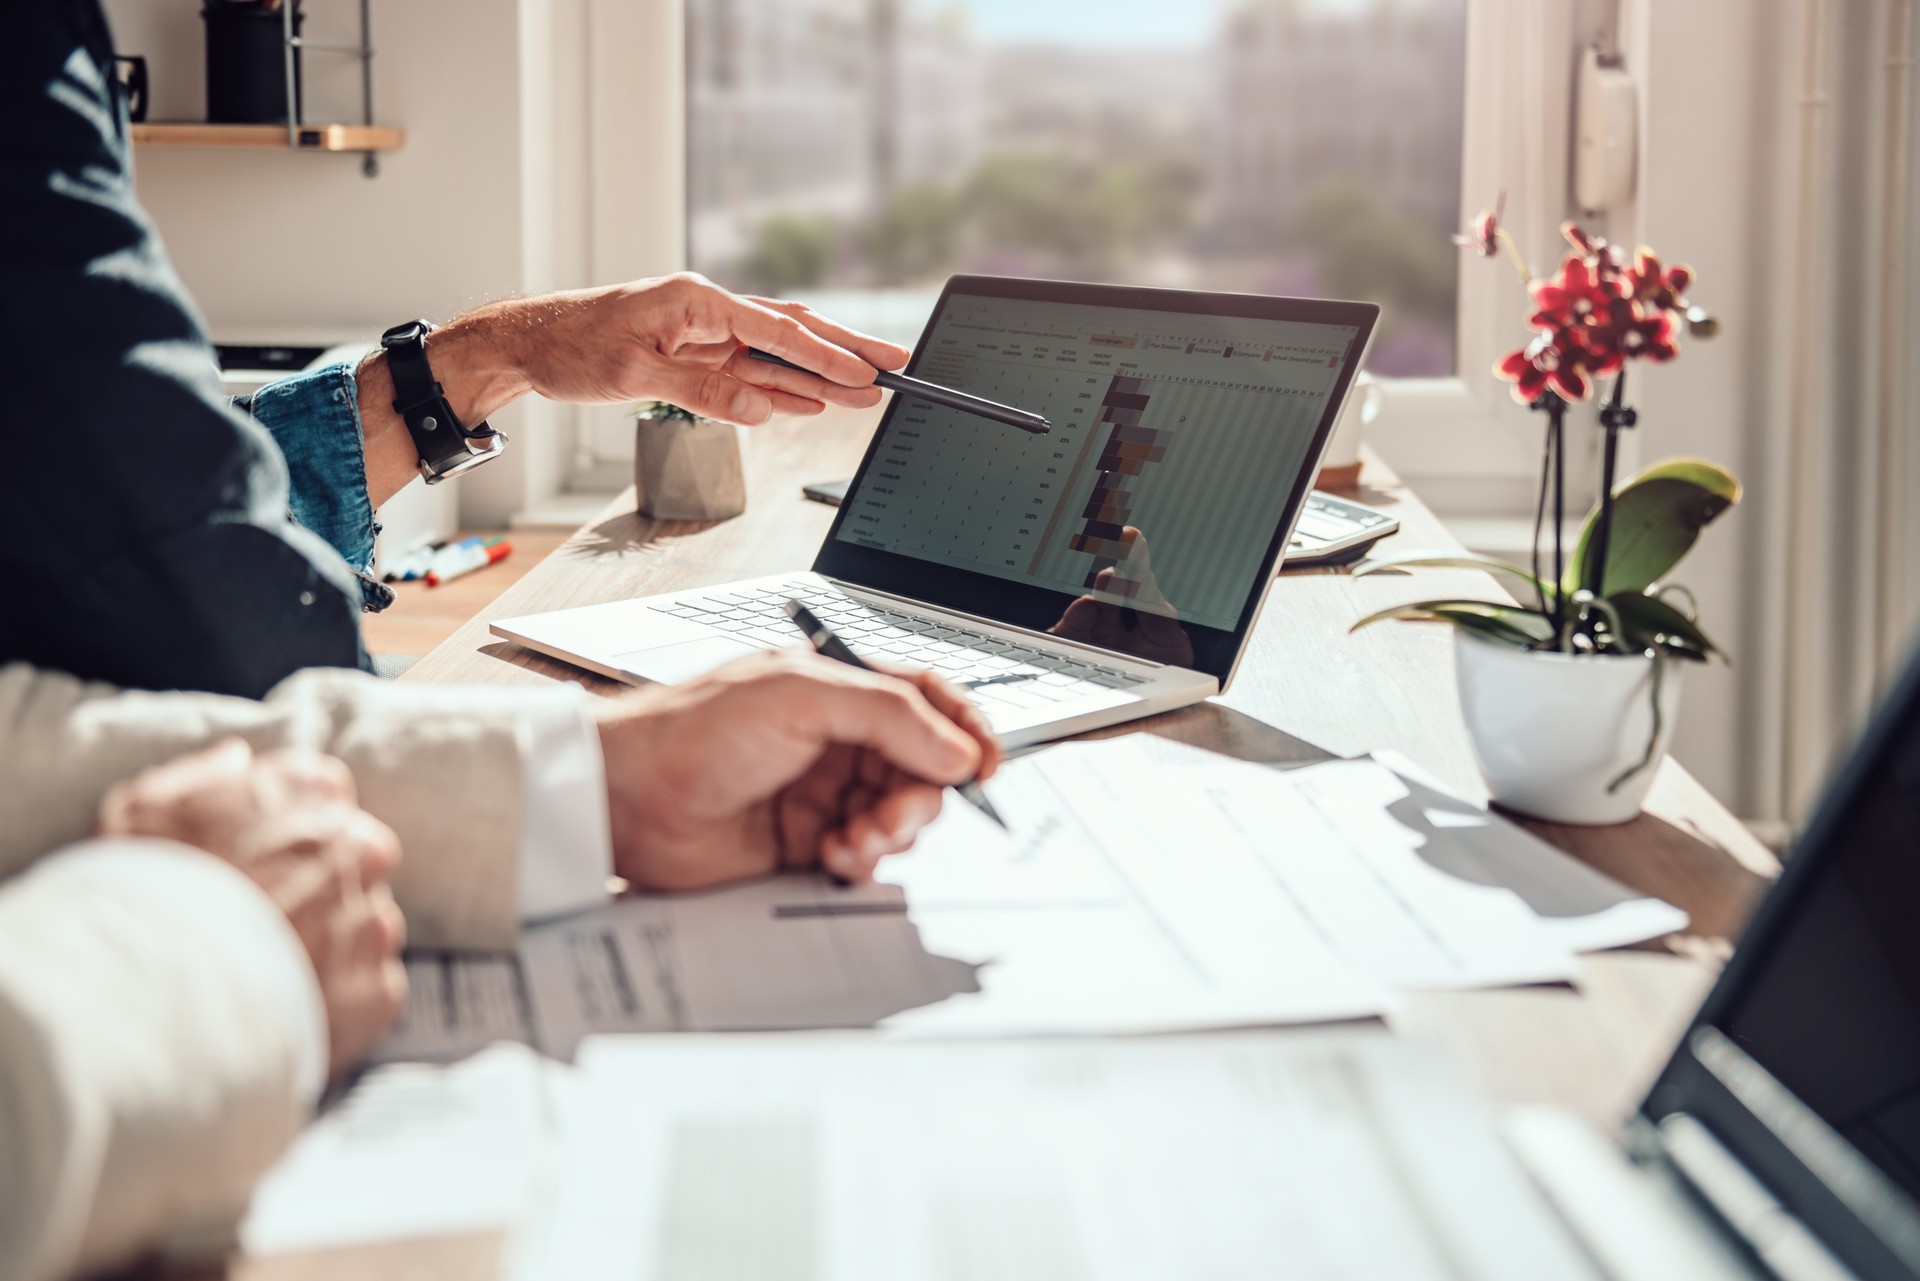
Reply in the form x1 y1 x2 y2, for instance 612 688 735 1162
686 0 1467 376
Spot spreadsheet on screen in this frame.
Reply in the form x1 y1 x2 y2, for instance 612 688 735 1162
837 294 1360 631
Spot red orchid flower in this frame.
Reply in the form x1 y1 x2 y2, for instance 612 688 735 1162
1490 218 1715 404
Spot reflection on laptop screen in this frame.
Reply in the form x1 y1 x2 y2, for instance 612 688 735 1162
834 293 1361 633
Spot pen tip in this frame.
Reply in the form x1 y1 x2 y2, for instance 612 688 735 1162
970 789 1009 830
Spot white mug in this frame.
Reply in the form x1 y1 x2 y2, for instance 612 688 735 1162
1323 371 1382 470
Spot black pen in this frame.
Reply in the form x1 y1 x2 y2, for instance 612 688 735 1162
783 599 1008 830
747 348 1051 436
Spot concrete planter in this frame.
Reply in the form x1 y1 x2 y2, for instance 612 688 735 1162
1454 630 1684 825
633 413 748 521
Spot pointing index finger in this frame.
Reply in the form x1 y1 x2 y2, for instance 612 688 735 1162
754 297 911 374
730 299 879 389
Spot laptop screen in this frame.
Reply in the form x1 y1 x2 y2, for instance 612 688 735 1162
1644 650 1920 1275
813 277 1376 683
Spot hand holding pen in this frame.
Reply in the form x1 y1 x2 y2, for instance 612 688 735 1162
592 647 1001 891
786 600 1009 830
748 349 1051 435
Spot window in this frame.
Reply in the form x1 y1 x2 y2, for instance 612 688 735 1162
551 0 1582 520
685 0 1468 378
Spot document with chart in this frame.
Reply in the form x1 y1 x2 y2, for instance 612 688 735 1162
373 734 1683 1066
836 293 1360 628
376 793 1393 1064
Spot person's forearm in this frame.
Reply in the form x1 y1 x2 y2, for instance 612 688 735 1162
355 303 534 508
0 841 326 1281
0 661 540 950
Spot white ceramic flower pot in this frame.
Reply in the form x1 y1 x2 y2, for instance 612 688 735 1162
1453 631 1684 825
634 415 748 521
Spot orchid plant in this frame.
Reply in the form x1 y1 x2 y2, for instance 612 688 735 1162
1352 199 1741 789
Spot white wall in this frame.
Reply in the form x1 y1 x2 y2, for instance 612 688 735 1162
99 0 686 534
1615 0 1920 820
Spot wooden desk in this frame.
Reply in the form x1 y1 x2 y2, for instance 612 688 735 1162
403 403 1778 1128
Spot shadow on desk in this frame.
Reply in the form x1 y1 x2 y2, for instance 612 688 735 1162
564 510 731 562
1084 701 1771 958
1077 700 1338 768
1512 807 1772 955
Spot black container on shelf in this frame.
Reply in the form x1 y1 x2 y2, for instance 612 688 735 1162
202 3 302 124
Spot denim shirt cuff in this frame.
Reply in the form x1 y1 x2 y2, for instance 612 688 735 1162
234 362 395 613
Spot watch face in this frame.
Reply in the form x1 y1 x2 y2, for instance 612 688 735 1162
419 431 505 484
381 319 434 347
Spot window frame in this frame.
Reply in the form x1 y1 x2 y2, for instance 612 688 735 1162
573 0 1588 522
1363 0 1591 516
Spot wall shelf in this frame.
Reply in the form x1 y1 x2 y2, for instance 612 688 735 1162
131 122 405 154
141 1 395 176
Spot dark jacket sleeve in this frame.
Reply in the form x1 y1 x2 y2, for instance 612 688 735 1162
0 0 368 699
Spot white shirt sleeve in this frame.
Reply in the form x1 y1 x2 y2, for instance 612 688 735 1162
516 686 615 922
0 838 328 1281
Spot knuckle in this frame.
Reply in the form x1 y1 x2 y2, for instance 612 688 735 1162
268 748 354 801
874 680 920 717
312 754 356 801
321 849 357 894
285 832 330 861
385 962 410 1017
775 315 812 347
383 901 407 954
356 813 402 871
695 369 736 409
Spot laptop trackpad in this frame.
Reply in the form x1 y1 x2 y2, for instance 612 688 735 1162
610 636 763 685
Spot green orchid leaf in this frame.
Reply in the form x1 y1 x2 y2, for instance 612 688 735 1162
1605 589 1724 662
1354 550 1548 599
1565 458 1741 597
1350 599 1555 648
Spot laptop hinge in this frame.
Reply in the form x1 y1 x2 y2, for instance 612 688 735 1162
822 578 1174 671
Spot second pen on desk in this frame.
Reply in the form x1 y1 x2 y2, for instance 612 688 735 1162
783 598 1008 830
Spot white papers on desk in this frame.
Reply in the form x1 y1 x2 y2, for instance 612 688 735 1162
1147 740 1689 985
375 877 993 1063
862 737 1683 999
1367 748 1691 955
241 1045 559 1257
556 1034 1602 1281
862 747 1400 1036
372 736 1684 1064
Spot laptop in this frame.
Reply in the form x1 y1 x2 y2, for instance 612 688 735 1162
491 276 1379 748
551 646 1920 1280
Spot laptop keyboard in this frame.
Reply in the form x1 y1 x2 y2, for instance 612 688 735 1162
653 579 1147 713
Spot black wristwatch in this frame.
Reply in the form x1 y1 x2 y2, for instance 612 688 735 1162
379 319 507 485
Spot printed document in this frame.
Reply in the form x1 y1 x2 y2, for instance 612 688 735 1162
551 1034 1602 1281
375 737 1683 1064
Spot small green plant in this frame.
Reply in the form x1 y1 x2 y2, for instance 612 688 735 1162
632 400 698 423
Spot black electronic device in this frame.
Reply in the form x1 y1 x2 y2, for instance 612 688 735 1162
1635 645 1920 1279
802 478 850 507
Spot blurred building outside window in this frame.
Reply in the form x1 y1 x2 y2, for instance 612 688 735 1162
686 0 1469 379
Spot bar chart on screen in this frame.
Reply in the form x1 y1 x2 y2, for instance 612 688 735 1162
838 293 1356 629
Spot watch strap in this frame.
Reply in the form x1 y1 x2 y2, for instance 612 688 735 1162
380 320 506 485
